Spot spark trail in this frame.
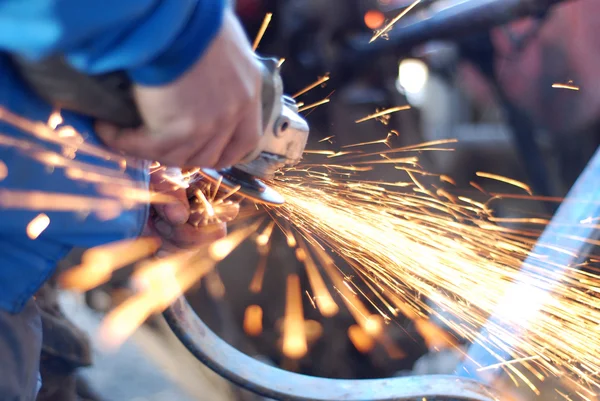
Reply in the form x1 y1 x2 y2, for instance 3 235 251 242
267 151 600 399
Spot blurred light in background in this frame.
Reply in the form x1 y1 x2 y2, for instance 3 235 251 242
396 58 429 107
364 10 386 29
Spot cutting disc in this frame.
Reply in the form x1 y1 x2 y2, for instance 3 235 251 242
199 168 285 206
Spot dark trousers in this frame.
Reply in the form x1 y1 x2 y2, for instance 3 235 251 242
0 299 42 401
0 279 97 401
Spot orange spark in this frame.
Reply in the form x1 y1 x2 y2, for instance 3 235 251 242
249 245 269 294
552 83 580 91
370 0 422 43
440 175 456 186
252 13 273 51
293 75 331 98
26 213 50 239
0 160 6 181
282 274 308 359
476 172 533 195
355 105 411 123
414 319 458 350
318 135 335 143
297 237 339 317
348 324 375 353
47 110 63 129
205 271 226 299
298 98 330 113
244 305 264 336
60 237 162 291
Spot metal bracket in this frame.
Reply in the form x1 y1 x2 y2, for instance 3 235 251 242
163 296 499 401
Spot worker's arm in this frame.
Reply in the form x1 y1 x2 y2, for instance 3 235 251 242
0 0 225 86
0 0 263 174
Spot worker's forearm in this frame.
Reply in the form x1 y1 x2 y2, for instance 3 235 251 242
0 0 225 85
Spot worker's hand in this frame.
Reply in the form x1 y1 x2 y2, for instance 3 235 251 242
97 8 262 170
145 168 239 253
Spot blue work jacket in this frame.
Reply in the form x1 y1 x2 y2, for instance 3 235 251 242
0 0 225 313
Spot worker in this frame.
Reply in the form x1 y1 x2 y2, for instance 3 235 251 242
0 1 260 399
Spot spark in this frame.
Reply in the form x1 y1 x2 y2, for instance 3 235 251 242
266 148 600 398
414 318 458 350
296 236 339 317
370 0 422 43
100 219 260 348
476 172 533 195
282 274 308 359
303 150 336 155
256 220 276 246
304 320 323 343
553 83 580 91
327 151 358 158
60 238 162 291
348 324 375 353
355 105 411 124
214 184 241 204
205 271 226 299
196 190 215 217
298 98 330 113
342 132 397 149
252 13 273 51
318 135 335 143
0 190 124 220
470 181 490 195
305 290 317 309
0 160 6 180
440 175 456 186
249 242 269 294
26 213 50 239
244 305 263 336
477 356 542 372
293 75 331 99
47 110 63 129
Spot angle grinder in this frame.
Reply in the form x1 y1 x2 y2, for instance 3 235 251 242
9 53 309 206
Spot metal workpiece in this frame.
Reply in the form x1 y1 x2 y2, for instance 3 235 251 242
163 297 499 401
457 145 600 384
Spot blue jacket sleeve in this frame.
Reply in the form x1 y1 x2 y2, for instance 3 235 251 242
0 0 226 86
0 55 151 313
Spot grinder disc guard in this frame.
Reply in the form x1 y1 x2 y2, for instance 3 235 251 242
199 168 285 206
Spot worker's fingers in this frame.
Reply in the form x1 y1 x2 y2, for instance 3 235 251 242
150 168 190 225
188 201 240 227
215 102 262 169
153 219 228 250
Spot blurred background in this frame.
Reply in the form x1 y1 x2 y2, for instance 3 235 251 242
43 0 600 400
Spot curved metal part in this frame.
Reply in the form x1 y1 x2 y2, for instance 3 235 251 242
457 146 600 384
164 296 499 401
